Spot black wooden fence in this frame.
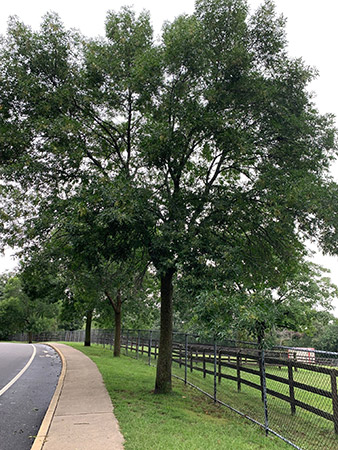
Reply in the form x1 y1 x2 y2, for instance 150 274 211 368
12 329 338 450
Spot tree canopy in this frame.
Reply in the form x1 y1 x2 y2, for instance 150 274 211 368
1 0 338 392
179 261 338 345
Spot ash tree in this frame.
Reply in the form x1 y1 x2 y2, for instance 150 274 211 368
18 190 156 353
0 7 159 351
1 0 338 393
52 224 154 356
138 0 337 391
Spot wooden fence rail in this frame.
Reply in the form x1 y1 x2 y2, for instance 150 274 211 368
120 335 338 435
13 329 338 439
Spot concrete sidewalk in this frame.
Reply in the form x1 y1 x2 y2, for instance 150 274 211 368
32 343 124 450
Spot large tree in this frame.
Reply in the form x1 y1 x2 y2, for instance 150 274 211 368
138 0 337 391
1 0 337 393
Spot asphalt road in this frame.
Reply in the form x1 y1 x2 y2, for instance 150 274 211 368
0 342 61 450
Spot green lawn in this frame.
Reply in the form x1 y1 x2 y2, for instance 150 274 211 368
170 352 338 450
67 342 290 450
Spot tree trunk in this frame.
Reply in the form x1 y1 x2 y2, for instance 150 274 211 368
105 290 122 357
84 309 93 346
257 321 266 349
28 330 32 344
114 291 122 357
155 268 175 394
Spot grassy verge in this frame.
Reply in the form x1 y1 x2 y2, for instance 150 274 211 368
169 355 338 450
67 342 289 450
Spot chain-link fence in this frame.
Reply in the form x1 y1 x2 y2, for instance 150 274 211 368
12 329 338 450
120 330 338 450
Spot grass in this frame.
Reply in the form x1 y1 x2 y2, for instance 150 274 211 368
169 353 338 450
66 342 290 450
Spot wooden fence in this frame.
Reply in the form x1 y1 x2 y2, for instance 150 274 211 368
120 334 338 435
13 328 338 441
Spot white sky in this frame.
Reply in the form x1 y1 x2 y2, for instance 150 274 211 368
1 0 338 311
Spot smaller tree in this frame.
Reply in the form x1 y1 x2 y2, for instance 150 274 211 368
62 271 102 346
0 270 60 341
96 254 158 356
312 319 338 352
179 261 338 347
0 275 26 339
19 254 67 342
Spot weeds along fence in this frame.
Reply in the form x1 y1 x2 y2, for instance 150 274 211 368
13 329 338 450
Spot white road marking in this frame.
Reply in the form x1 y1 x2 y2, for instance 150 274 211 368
0 344 37 397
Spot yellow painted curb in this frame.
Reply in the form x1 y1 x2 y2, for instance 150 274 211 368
31 343 67 450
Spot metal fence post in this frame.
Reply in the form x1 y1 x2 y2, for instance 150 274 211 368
185 334 188 385
288 359 296 415
330 370 338 433
126 330 129 356
261 349 269 436
214 340 217 403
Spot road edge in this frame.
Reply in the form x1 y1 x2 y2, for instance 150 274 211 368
31 343 67 450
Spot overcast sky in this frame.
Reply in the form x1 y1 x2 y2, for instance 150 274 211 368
1 0 338 310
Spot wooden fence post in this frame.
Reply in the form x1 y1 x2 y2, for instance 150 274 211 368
137 330 140 359
288 360 296 415
203 350 206 378
330 370 338 434
218 350 222 384
293 352 298 372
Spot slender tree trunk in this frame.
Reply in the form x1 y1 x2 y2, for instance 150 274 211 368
105 290 122 357
257 321 266 349
84 309 93 346
114 291 122 357
28 330 32 344
155 268 175 394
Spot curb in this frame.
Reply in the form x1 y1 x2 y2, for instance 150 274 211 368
31 343 67 450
